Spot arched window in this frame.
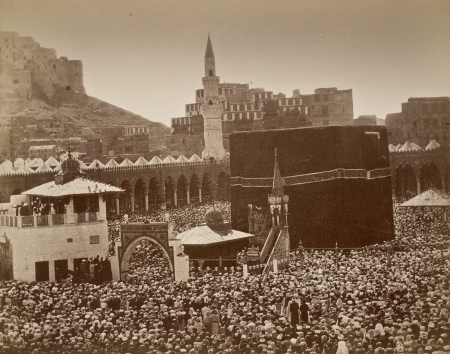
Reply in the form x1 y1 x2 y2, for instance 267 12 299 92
66 86 71 91
53 64 56 69
209 69 213 76
209 100 213 105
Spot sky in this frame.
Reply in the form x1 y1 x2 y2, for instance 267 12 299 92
1 0 449 127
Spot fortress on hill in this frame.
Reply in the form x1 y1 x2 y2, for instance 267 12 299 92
0 31 86 105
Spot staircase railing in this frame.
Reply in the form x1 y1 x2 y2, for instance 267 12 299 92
260 225 280 263
261 227 285 279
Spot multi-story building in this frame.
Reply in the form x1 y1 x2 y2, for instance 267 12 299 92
168 36 354 155
385 97 450 147
29 145 56 159
353 115 385 126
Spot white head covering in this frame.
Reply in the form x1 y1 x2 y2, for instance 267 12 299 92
375 323 385 336
336 340 349 354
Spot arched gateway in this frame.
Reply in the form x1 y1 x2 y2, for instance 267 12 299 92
111 222 189 283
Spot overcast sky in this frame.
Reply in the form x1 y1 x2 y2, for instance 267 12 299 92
1 0 449 126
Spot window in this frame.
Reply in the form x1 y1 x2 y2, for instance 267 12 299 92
209 70 213 76
413 121 417 128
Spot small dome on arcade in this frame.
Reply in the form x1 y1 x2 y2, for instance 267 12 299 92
204 205 224 225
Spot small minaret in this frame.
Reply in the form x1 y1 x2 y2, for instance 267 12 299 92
268 149 287 227
201 34 226 160
267 148 290 266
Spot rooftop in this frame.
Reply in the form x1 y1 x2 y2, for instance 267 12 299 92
176 223 253 246
21 177 123 197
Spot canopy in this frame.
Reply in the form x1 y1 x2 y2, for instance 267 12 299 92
162 155 177 164
148 156 163 165
176 223 253 246
388 144 397 152
22 177 124 197
88 159 105 169
45 156 60 166
399 141 422 152
35 163 55 172
14 158 25 167
188 154 202 162
119 158 134 167
425 140 440 151
13 164 35 174
1 159 13 168
400 188 450 208
176 155 189 163
104 159 120 168
134 156 149 166
0 163 15 175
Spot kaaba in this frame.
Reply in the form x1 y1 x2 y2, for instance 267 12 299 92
230 126 394 248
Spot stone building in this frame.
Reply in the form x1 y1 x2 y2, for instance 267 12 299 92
0 153 122 282
167 36 354 155
386 97 450 147
0 31 86 105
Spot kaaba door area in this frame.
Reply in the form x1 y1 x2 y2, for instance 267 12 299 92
230 126 395 248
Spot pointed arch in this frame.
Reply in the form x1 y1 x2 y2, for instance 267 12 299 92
120 180 133 212
10 188 22 197
445 164 450 194
190 174 200 203
420 163 441 192
149 178 160 207
165 176 175 206
395 164 417 198
202 173 211 202
177 175 188 205
134 178 147 212
217 171 231 201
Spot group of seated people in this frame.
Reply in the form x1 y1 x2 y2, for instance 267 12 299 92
0 199 448 353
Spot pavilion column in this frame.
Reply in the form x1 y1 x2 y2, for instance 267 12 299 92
400 179 405 198
173 189 178 207
416 178 421 195
159 184 166 210
144 194 149 212
441 176 446 192
130 193 135 212
115 195 120 216
198 187 202 204
186 183 190 205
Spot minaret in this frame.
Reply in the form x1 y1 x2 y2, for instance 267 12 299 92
201 34 227 160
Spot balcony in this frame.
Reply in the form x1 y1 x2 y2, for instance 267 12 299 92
0 212 101 228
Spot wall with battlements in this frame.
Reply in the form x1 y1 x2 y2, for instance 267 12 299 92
0 31 85 104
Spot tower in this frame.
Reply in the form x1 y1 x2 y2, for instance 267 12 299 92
201 34 227 160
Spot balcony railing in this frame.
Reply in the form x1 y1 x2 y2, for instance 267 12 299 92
0 212 102 228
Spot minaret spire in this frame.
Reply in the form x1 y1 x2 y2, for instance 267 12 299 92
201 34 226 160
272 148 284 197
204 33 216 77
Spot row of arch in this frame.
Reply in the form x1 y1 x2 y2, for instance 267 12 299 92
394 162 450 198
108 172 231 213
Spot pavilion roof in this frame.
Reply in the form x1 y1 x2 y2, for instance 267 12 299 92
400 188 450 207
176 223 253 246
21 177 123 197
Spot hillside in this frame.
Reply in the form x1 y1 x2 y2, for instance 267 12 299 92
0 95 169 131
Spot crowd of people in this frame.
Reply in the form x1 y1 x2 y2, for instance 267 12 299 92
0 199 449 353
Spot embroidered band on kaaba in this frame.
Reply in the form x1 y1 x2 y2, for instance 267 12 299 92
230 167 391 187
